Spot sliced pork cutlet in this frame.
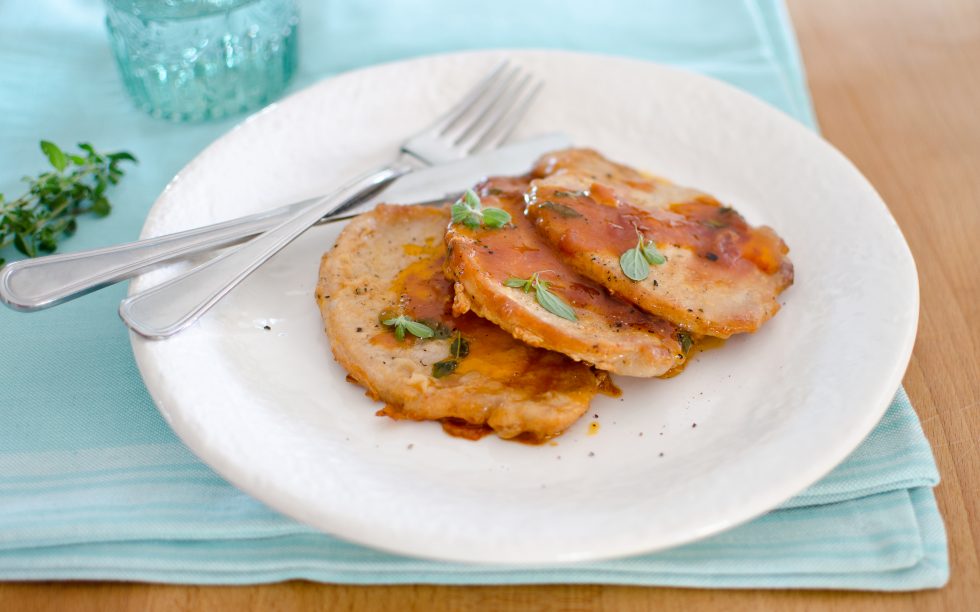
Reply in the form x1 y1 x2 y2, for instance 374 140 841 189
316 203 612 442
526 149 794 338
444 176 688 377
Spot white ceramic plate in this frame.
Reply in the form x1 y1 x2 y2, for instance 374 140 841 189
130 50 918 564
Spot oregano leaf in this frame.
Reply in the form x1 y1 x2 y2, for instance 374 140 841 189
481 207 511 228
641 240 666 265
462 189 482 210
40 141 67 172
619 241 650 281
535 285 577 321
402 319 435 339
451 201 471 224
382 315 434 341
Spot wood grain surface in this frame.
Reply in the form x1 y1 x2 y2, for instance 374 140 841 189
1 0 977 609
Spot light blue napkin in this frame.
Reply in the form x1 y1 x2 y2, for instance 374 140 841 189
0 0 948 589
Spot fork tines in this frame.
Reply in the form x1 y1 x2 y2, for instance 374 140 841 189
432 61 544 154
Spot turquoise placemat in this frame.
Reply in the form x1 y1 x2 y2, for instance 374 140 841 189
0 0 947 590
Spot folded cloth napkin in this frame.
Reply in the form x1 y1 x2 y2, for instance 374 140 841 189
0 0 948 590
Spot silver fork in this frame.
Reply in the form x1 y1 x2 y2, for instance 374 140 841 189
118 61 542 339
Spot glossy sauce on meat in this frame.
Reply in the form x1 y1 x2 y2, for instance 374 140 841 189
529 183 790 281
525 148 794 337
371 239 607 439
451 177 681 342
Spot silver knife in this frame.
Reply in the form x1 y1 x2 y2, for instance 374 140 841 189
0 133 570 312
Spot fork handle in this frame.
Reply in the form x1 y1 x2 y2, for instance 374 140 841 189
119 162 412 339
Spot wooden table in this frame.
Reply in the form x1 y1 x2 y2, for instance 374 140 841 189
2 0 977 609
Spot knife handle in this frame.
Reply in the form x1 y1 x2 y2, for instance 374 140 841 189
118 162 411 339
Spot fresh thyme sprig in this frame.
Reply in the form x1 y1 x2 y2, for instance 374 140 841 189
451 189 511 229
504 271 577 321
382 315 435 341
0 140 137 267
619 229 666 281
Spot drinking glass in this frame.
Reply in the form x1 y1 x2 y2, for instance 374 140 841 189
105 0 299 122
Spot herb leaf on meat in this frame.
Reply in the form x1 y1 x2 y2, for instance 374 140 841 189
619 230 665 281
382 315 435 341
503 271 577 321
450 189 511 229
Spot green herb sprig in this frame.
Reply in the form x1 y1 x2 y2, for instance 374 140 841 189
504 271 577 321
0 140 137 267
451 189 511 229
619 230 666 281
382 315 435 341
432 332 470 378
